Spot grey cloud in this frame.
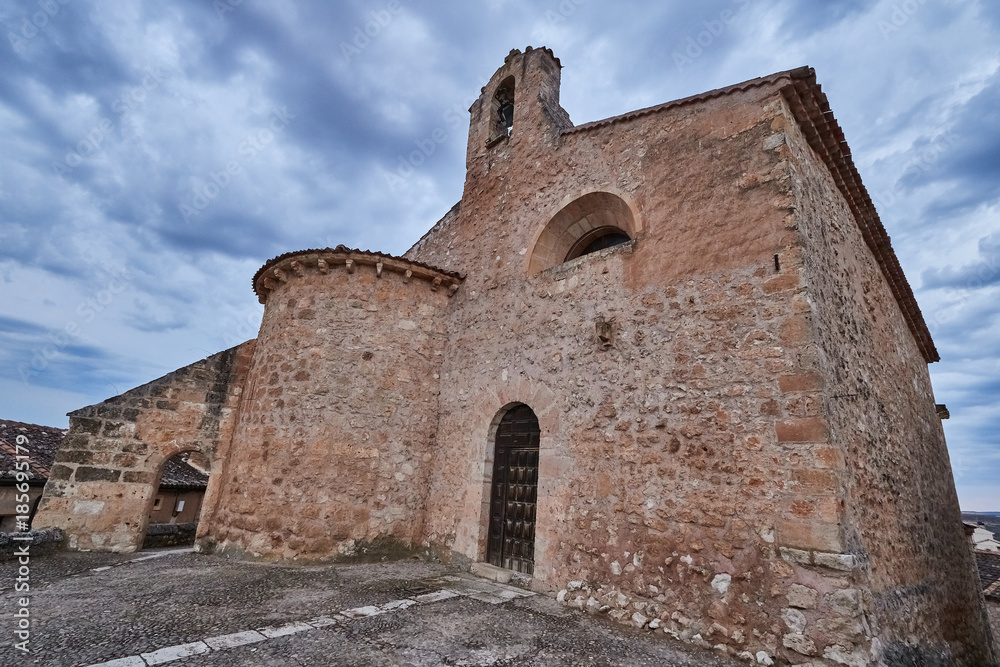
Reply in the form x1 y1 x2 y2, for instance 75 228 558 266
910 73 1000 217
922 233 1000 291
0 315 48 336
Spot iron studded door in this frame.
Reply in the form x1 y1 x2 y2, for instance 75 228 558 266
487 405 540 574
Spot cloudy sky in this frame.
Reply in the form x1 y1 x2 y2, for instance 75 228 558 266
0 0 997 509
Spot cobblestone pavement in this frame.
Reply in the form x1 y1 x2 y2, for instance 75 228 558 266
0 549 745 667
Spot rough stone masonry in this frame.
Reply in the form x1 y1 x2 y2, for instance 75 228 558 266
34 47 997 666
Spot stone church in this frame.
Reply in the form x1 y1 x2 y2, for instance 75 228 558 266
36 48 996 665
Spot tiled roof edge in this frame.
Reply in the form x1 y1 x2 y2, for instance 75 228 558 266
561 67 809 136
0 438 53 479
780 73 939 363
252 245 465 298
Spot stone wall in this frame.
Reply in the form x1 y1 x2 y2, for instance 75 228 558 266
784 90 996 664
33 343 254 552
0 528 64 561
142 522 197 549
199 250 457 561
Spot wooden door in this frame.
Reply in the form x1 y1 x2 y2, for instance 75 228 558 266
487 405 540 574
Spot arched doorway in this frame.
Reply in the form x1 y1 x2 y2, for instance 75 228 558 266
141 451 211 549
487 404 540 574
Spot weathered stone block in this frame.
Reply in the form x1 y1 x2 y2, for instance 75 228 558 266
72 417 102 435
782 632 817 656
102 421 126 436
776 418 829 443
58 450 95 465
779 314 812 345
814 552 856 572
827 588 862 617
778 518 842 553
786 583 819 609
74 467 121 483
93 405 121 419
48 464 74 481
778 373 823 393
781 607 806 633
790 468 840 494
779 547 811 565
61 433 91 449
762 273 799 294
122 471 156 484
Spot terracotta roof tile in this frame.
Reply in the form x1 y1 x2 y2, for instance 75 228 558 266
563 67 811 136
781 72 938 362
252 245 464 298
0 420 66 483
158 456 209 490
976 550 1000 599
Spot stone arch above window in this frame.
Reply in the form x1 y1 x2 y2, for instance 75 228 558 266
528 191 638 274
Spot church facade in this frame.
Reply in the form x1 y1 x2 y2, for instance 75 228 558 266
36 48 996 665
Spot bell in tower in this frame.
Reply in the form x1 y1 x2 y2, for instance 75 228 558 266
495 80 515 138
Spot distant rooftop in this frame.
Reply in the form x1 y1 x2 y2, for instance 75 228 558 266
0 419 65 484
159 455 209 490
976 550 1000 600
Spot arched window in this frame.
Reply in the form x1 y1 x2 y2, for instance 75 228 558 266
528 192 638 273
565 227 632 262
490 76 515 143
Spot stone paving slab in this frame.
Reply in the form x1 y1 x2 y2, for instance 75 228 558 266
0 550 744 666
